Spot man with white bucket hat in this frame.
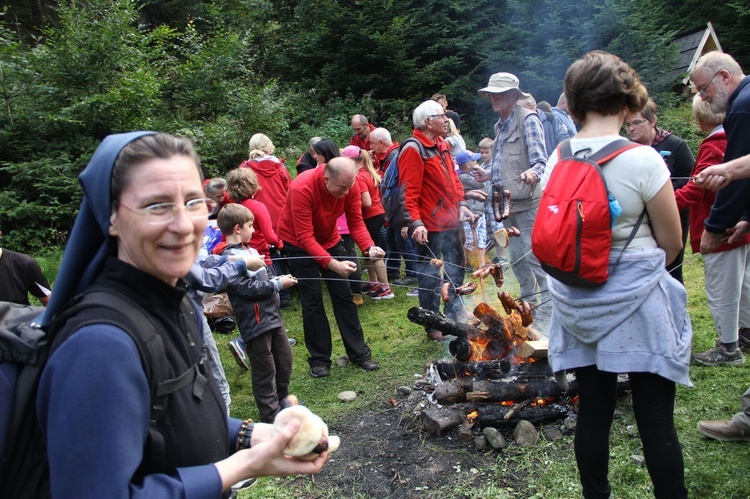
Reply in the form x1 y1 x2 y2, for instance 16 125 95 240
474 72 551 328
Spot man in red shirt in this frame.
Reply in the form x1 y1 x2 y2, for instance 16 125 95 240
350 115 375 151
400 100 475 340
277 157 385 378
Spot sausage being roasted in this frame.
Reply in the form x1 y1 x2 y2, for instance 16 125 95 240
454 282 478 296
441 282 451 302
488 263 504 288
519 300 534 327
499 291 515 315
430 258 444 267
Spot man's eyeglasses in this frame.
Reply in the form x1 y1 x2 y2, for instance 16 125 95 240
428 114 447 120
623 119 648 129
696 71 721 97
119 198 217 225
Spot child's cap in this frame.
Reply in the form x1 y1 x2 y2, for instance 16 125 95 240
455 150 481 167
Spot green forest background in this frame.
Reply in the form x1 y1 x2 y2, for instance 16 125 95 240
2 0 749 251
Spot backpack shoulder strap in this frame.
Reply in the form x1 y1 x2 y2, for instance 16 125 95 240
557 139 573 160
49 290 206 471
400 137 427 159
587 139 640 165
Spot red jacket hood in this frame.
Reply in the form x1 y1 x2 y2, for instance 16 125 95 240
241 156 286 177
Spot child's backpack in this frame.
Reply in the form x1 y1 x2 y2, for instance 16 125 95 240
0 291 206 498
380 138 426 227
532 139 645 287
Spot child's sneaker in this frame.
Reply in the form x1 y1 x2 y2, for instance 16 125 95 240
406 288 420 297
361 282 378 295
228 337 249 371
370 285 395 300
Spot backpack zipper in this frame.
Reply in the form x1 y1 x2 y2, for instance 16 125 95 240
575 200 583 274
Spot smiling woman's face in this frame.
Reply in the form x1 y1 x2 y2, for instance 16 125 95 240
108 155 206 285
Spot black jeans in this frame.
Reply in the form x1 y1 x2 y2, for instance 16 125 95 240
573 366 687 499
284 240 372 368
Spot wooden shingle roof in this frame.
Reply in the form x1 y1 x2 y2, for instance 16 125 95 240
671 21 723 85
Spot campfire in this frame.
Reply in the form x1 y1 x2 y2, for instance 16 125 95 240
407 297 577 441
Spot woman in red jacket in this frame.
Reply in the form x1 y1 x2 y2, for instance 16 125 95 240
342 145 393 299
675 94 750 365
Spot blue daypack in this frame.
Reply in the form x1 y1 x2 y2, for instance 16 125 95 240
380 138 426 227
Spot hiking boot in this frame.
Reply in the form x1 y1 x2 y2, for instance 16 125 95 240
406 288 419 297
393 276 418 286
697 419 750 442
370 285 395 300
739 328 750 353
358 359 380 371
352 293 364 307
228 338 249 371
310 365 330 378
693 343 745 366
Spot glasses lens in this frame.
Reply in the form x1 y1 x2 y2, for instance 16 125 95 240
145 198 216 225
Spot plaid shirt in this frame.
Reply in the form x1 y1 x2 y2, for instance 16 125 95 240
490 107 548 184
486 107 547 220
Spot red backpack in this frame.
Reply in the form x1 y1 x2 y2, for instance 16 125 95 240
532 139 644 287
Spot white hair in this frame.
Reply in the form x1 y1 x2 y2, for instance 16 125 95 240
370 127 392 144
413 100 444 129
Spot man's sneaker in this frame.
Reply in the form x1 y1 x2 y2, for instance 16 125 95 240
393 276 418 286
228 338 249 371
693 343 745 366
361 282 378 295
310 365 330 378
370 285 395 300
406 288 419 297
739 328 750 352
352 293 364 307
358 359 380 371
697 419 750 442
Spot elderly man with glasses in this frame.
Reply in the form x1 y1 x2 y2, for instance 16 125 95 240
689 51 750 443
473 72 551 329
399 99 475 340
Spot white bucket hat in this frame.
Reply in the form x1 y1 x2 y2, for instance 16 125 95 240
478 72 530 98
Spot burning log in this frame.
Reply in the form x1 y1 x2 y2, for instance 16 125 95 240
517 339 548 360
407 307 479 339
432 359 511 380
477 403 568 428
467 380 563 403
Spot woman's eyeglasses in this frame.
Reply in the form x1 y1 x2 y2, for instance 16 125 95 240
119 198 217 225
623 119 648 129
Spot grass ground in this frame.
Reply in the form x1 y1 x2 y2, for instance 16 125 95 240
31 246 750 497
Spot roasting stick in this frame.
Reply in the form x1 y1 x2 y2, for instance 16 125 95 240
468 218 490 303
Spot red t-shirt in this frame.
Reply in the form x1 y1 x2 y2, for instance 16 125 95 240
356 168 385 220
277 167 374 268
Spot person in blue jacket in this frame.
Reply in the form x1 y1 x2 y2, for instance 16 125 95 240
35 132 327 498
